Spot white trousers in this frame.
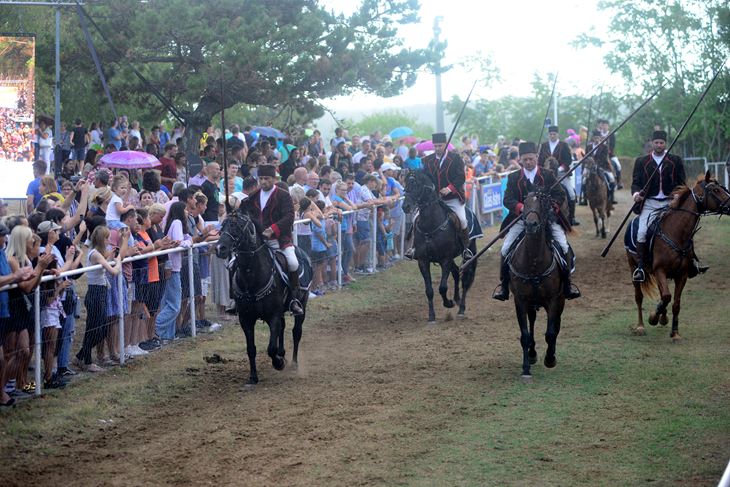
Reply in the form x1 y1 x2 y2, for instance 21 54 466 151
501 220 569 257
558 167 575 201
443 198 467 229
637 198 669 243
611 156 622 171
265 239 299 271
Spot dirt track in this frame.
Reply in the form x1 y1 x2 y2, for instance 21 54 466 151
4 194 727 486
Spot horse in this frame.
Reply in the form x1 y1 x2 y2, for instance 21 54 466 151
508 190 567 381
626 172 730 340
216 210 308 385
583 157 612 238
402 169 477 323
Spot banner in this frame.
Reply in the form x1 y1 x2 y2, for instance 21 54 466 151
481 181 503 214
0 35 35 164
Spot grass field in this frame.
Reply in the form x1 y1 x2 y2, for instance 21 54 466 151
1 199 729 486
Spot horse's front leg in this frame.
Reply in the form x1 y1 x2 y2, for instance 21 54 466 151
670 274 687 342
439 260 454 309
267 315 286 371
450 262 461 307
418 260 436 323
649 269 671 326
527 305 537 365
240 316 259 385
544 298 564 369
515 300 532 380
592 207 600 237
292 314 304 365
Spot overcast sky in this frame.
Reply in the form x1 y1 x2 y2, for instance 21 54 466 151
323 0 622 112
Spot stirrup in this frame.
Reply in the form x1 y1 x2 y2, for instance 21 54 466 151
565 283 581 300
289 299 304 316
404 248 415 260
492 284 509 301
632 267 645 283
462 248 474 261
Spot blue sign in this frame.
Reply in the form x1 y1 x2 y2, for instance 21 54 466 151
481 182 503 213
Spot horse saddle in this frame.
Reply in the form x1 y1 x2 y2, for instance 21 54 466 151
271 246 313 291
433 204 483 241
624 216 659 269
506 233 575 274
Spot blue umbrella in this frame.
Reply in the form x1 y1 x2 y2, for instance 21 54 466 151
389 126 414 139
252 126 286 139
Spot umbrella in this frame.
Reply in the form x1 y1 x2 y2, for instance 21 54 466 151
252 126 286 139
415 140 455 152
36 113 54 125
400 135 418 144
99 151 161 170
389 126 413 139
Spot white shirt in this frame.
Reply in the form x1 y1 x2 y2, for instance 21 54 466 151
259 187 274 209
549 140 558 154
353 151 367 165
107 193 123 221
523 167 537 184
652 151 668 198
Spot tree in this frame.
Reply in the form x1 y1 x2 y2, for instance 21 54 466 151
0 0 432 164
576 0 730 160
343 110 433 140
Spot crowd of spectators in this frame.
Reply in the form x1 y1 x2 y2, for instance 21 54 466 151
0 115 593 405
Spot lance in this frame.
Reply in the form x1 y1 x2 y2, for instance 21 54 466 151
601 58 727 258
536 72 559 150
438 79 478 167
459 76 560 272
219 66 231 215
552 82 665 189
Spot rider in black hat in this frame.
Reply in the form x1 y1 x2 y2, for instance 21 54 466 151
539 125 579 226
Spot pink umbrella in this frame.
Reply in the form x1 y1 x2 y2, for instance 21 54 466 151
400 135 418 144
415 140 455 152
99 151 161 170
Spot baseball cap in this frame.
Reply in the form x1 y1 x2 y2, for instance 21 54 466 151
37 221 62 234
381 162 400 172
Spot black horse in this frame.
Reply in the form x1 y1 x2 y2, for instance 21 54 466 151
216 210 308 385
402 169 477 322
508 190 566 381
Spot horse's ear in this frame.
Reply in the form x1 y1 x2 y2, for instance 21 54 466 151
705 170 712 182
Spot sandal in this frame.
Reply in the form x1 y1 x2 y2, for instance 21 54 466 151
22 382 36 393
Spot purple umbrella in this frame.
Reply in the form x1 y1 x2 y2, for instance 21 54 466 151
99 151 161 170
415 140 455 152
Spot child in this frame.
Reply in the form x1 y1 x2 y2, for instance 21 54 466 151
377 205 392 269
303 198 329 296
106 174 136 230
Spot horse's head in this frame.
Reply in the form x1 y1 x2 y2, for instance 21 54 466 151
522 190 554 235
402 169 436 213
691 171 730 215
216 210 261 260
583 156 596 175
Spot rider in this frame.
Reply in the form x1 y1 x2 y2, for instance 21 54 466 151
539 125 579 226
598 119 622 189
492 141 581 301
631 130 705 282
238 164 304 315
423 132 472 259
587 130 617 204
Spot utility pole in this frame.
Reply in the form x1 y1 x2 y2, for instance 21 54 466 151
433 16 444 133
553 91 558 127
54 5 61 161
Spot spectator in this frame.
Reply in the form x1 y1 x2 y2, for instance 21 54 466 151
404 147 422 170
142 170 170 204
26 160 47 213
158 143 178 192
107 175 136 230
174 152 188 184
39 175 64 206
105 118 123 151
36 120 53 169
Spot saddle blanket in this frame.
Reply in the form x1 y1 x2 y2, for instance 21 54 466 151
273 246 313 291
624 216 657 258
466 207 484 240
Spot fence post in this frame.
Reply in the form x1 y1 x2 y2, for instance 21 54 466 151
336 221 342 287
117 270 125 366
188 247 196 338
400 210 406 259
370 205 377 272
34 286 41 396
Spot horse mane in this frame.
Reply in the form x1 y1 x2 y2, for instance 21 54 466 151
669 185 690 209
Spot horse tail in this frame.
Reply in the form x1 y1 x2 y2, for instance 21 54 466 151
640 270 658 299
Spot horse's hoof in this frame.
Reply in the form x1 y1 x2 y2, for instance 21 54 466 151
632 325 646 336
648 313 659 326
444 300 455 309
427 320 436 325
273 356 286 371
457 312 466 318
671 333 682 343
520 375 533 384
659 314 668 326
544 355 557 368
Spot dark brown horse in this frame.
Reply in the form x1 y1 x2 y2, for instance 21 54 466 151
509 190 567 381
627 172 730 340
583 157 612 238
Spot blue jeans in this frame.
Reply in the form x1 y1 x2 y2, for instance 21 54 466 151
341 233 354 276
155 271 181 340
57 300 76 369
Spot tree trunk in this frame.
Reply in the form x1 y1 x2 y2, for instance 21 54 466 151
182 93 227 182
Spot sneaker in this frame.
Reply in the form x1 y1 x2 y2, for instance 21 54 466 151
134 345 149 355
209 323 223 332
60 367 77 377
139 338 161 351
84 363 104 373
365 267 376 274
392 253 401 260
308 291 318 299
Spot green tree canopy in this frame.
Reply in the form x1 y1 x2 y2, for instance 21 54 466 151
343 110 433 140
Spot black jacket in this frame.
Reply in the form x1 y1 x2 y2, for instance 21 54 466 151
501 167 565 229
631 153 686 199
423 151 466 203
538 140 572 171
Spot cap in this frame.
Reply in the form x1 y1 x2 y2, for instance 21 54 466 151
257 164 277 178
518 141 537 155
652 130 667 141
548 125 559 133
381 162 400 172
432 132 447 144
0 222 9 236
37 221 62 234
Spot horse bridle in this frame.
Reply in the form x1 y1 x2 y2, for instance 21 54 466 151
221 215 276 302
222 215 267 257
691 181 730 215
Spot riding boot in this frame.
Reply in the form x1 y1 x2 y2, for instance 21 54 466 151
288 271 304 316
633 242 647 283
688 251 709 279
616 169 623 190
569 199 580 226
460 228 473 260
492 257 511 301
561 248 581 300
579 188 588 206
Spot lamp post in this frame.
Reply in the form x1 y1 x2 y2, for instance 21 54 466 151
433 16 444 133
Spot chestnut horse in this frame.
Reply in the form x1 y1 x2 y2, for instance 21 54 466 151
627 172 730 340
509 190 566 380
583 157 612 238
